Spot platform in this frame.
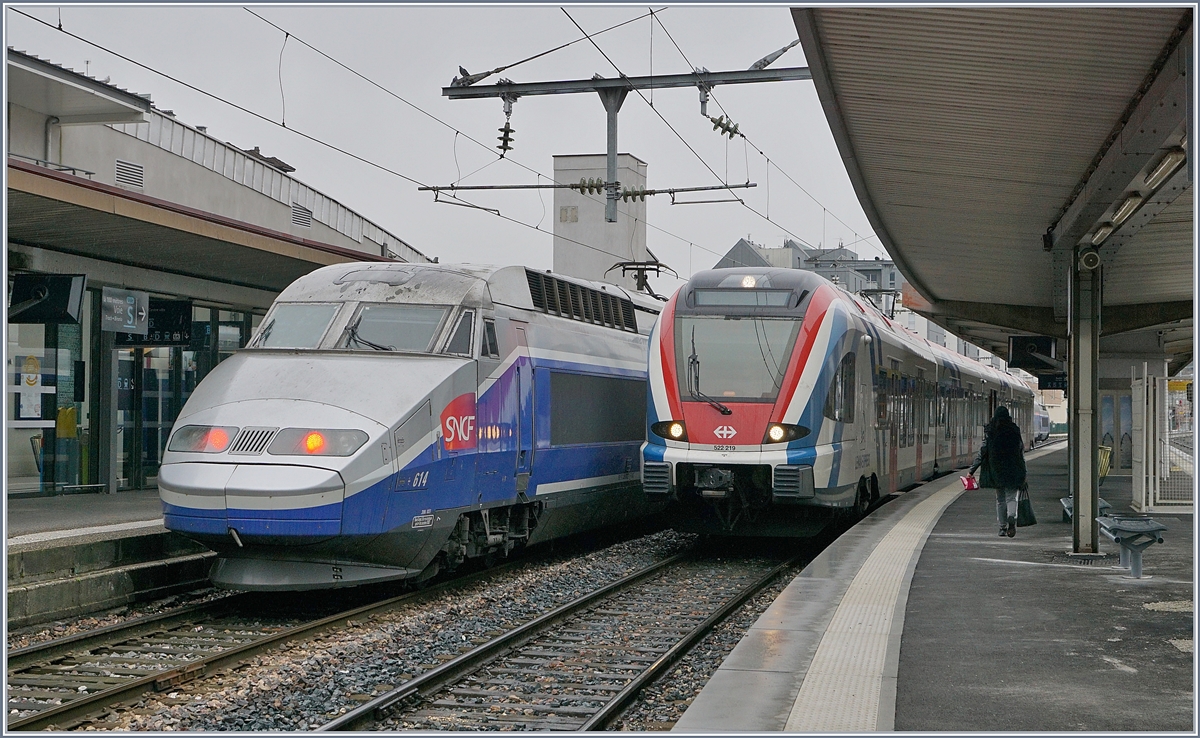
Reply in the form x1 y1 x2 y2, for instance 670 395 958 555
675 444 1194 732
5 489 216 628
6 488 165 552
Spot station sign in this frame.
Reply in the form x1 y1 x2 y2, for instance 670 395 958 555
1009 336 1060 372
1038 373 1069 391
100 287 149 335
115 300 194 347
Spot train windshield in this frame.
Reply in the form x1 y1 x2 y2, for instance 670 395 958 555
340 304 449 352
675 316 802 402
254 303 340 348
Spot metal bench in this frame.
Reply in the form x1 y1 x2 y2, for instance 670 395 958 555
1096 514 1167 579
1060 496 1112 522
57 483 109 495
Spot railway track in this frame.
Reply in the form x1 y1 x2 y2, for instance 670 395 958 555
4 560 534 732
319 551 804 731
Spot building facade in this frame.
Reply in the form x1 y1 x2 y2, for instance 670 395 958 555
6 49 428 496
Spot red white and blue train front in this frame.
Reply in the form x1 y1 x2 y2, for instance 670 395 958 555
642 268 877 536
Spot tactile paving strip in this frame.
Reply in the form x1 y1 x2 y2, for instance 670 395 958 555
784 482 964 731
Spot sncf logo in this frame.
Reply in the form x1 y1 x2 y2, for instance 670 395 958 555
714 425 737 439
441 393 477 450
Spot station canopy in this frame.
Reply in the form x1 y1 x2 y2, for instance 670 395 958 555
794 7 1193 372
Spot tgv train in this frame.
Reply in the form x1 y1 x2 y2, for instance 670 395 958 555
642 268 1035 537
159 263 662 590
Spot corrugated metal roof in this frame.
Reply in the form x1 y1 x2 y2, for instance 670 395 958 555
797 7 1191 314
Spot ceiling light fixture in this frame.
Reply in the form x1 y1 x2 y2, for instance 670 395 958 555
1144 148 1187 190
1091 224 1115 246
1111 194 1144 225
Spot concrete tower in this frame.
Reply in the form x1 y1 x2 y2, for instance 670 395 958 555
552 154 647 291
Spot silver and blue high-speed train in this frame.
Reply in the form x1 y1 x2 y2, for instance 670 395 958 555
642 268 1035 537
159 263 663 590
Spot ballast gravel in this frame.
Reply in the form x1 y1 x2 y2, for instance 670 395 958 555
7 589 235 651
89 530 696 731
610 564 803 731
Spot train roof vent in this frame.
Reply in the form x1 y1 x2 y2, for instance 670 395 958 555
523 269 638 333
228 427 278 455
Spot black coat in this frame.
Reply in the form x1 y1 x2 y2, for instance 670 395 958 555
977 420 1026 489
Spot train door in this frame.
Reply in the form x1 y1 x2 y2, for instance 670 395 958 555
915 368 927 480
384 401 433 532
475 316 515 498
887 359 900 493
514 326 534 494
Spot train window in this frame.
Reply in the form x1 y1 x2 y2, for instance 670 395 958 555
549 372 646 445
341 304 449 352
443 310 475 356
675 316 801 402
481 320 500 358
693 289 792 307
823 352 856 423
254 303 339 349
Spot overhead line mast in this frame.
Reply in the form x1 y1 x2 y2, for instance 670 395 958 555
443 65 811 222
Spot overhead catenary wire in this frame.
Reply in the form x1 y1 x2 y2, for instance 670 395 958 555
13 6 766 277
560 9 819 254
8 7 637 266
237 7 767 272
650 12 882 256
238 6 762 270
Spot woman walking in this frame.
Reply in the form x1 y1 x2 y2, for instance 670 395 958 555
969 406 1027 537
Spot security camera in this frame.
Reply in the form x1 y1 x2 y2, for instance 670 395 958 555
1079 249 1102 271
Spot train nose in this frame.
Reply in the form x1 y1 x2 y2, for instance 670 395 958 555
160 461 347 544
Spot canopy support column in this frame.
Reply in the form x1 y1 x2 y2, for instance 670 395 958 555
1069 252 1102 553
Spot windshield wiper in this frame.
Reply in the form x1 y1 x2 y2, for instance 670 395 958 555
688 327 732 416
253 319 274 347
344 315 393 351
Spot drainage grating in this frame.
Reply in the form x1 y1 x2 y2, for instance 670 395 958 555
1047 551 1118 566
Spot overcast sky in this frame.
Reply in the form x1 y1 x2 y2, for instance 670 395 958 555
6 4 885 294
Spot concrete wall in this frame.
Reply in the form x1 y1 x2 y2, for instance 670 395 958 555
7 103 49 161
553 154 647 290
58 120 375 255
5 102 421 262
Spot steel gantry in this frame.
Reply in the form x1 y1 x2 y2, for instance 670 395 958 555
443 66 812 222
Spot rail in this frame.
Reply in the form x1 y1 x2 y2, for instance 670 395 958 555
319 551 804 731
6 559 530 731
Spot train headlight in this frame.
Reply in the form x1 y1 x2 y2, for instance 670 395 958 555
268 428 369 456
763 423 809 444
168 425 239 453
651 420 688 442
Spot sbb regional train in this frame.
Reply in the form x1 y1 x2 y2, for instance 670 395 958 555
159 263 662 590
642 268 1034 537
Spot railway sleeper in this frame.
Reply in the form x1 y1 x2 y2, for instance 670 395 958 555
425 699 599 717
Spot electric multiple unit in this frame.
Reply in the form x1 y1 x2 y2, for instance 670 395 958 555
159 263 662 590
642 268 1035 537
